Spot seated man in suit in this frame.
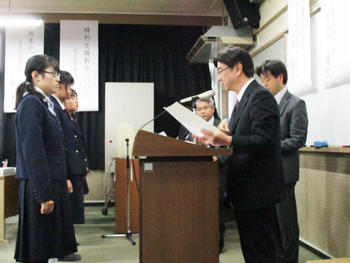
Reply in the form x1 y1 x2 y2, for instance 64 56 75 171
177 97 220 141
195 97 220 125
197 47 285 263
256 60 308 263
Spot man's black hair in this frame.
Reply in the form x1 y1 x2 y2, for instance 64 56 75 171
212 46 254 78
255 59 288 84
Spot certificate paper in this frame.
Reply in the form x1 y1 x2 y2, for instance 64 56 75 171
164 102 219 136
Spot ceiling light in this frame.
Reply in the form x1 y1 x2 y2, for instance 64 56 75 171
0 15 43 27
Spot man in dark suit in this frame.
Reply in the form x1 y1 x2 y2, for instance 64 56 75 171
198 47 285 263
256 60 308 263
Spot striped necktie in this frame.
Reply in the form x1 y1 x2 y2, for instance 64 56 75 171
47 97 56 117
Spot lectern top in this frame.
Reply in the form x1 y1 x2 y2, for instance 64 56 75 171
132 130 232 157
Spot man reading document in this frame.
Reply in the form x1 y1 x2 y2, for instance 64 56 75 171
197 47 285 263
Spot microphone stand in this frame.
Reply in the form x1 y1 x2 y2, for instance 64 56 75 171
124 138 136 245
101 138 136 246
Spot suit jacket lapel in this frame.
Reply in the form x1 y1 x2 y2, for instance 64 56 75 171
279 90 291 117
229 80 256 134
66 113 83 137
72 120 81 136
213 117 221 127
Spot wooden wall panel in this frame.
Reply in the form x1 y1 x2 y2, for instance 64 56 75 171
297 152 350 257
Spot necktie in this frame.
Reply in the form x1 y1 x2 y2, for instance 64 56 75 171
185 131 193 142
233 101 240 114
228 101 239 134
47 98 56 117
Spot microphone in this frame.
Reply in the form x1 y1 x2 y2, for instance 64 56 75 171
179 90 215 104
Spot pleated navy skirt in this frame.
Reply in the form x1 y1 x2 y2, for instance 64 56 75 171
15 180 77 262
70 177 85 224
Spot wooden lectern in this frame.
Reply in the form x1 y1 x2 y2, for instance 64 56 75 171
133 130 232 263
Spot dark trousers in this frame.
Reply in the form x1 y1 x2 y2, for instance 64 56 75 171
235 206 282 263
276 183 299 263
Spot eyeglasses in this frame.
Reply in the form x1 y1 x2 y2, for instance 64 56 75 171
217 67 230 75
43 71 60 78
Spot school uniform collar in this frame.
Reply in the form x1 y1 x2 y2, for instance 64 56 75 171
33 86 50 102
51 94 65 110
31 87 57 117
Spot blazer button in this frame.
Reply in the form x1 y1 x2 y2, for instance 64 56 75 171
84 158 87 161
74 135 78 138
76 150 79 153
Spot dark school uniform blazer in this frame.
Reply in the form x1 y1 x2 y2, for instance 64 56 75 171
225 80 285 211
279 90 308 184
50 95 86 178
65 112 90 177
15 94 67 203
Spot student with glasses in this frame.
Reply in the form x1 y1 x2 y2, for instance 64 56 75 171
14 54 77 263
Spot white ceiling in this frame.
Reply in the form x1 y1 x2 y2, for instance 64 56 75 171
0 0 225 17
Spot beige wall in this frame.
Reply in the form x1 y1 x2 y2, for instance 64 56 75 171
250 0 320 57
297 150 350 257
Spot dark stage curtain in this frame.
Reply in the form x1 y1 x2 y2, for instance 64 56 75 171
0 24 211 170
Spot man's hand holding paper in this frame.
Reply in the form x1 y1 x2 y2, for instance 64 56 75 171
199 129 232 147
218 119 229 134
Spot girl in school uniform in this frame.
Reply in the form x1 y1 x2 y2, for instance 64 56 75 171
63 87 90 226
14 55 77 263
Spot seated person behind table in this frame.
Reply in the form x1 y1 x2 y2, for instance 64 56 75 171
177 97 221 141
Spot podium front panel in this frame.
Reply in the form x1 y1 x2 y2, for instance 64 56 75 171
139 158 219 263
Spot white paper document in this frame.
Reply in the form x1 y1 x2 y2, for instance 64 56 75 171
164 102 219 137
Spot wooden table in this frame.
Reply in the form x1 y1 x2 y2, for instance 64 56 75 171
0 168 19 243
